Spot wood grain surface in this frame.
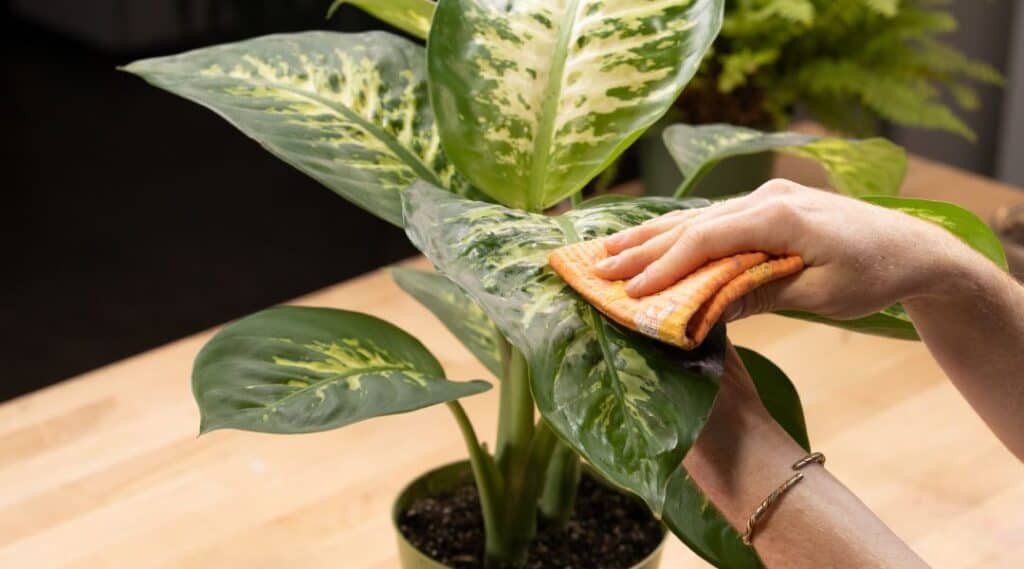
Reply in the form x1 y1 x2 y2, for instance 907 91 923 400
2 154 1022 568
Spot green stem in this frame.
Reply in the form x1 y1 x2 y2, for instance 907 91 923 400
538 442 581 529
570 190 582 207
495 347 535 478
501 421 560 566
672 160 718 198
446 401 506 567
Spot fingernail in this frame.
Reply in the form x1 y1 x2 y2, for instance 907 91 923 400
626 275 645 295
595 257 615 270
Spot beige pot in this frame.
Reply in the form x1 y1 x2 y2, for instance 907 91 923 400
393 460 667 569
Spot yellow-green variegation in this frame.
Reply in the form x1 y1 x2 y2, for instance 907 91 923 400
328 0 435 40
192 306 490 434
403 182 723 514
663 123 907 198
123 32 475 226
392 267 505 376
428 0 724 211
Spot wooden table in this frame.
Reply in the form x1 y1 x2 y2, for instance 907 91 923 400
2 155 1022 569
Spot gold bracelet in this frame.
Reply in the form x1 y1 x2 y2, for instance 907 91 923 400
741 451 825 545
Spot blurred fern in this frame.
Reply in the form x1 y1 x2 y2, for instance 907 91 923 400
682 0 1003 139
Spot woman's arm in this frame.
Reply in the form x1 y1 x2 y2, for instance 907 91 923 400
684 344 929 568
596 178 1024 459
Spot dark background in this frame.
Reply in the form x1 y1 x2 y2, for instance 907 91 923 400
4 2 416 401
3 1 1019 401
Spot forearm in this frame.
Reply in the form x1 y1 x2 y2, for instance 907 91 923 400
903 249 1024 459
683 391 928 569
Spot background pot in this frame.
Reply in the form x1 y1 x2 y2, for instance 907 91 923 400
393 460 668 569
637 134 775 198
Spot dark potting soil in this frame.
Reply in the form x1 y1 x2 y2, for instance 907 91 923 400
397 474 664 569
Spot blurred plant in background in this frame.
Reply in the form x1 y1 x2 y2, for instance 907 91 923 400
675 0 1003 138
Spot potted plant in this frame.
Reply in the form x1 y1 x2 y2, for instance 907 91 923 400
123 1 1007 567
640 0 1003 196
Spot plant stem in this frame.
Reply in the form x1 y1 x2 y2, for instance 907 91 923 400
570 190 582 206
446 401 506 567
495 347 534 477
672 160 717 198
538 442 581 529
500 420 560 566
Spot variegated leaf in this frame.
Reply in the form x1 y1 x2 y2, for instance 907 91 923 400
663 347 810 568
391 267 505 376
123 31 473 227
192 306 490 434
328 0 435 40
781 196 1008 339
663 123 907 198
403 181 723 514
428 0 724 210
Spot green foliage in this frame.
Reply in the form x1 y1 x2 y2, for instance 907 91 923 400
327 0 434 40
127 1 1011 566
403 181 724 515
662 123 906 197
688 0 1002 137
192 306 490 434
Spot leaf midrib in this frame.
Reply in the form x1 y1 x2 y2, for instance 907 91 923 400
553 216 650 459
264 363 419 408
525 0 584 212
163 69 446 189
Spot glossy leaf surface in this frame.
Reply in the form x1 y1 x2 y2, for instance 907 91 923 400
663 123 907 197
123 32 472 226
328 0 435 40
428 0 724 210
663 347 810 568
193 306 490 434
392 267 505 377
404 182 723 514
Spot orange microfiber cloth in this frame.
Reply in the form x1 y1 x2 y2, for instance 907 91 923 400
549 239 804 349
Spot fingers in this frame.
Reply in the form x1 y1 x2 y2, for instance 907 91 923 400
603 209 696 254
625 205 796 297
603 195 755 259
594 225 685 280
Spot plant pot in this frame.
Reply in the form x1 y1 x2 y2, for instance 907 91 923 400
992 203 1024 281
637 133 775 198
393 460 668 569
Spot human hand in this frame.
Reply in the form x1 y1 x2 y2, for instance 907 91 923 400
594 179 972 321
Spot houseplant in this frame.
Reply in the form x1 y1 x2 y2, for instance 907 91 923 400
642 0 1004 195
124 1 1008 567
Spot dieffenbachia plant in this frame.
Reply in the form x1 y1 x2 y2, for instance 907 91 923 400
124 1 1008 567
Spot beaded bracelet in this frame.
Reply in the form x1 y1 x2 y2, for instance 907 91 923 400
741 451 826 545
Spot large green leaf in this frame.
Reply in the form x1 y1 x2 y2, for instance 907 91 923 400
663 124 907 198
428 0 724 211
781 196 1008 338
663 347 811 569
328 0 435 40
391 267 505 377
404 181 723 514
123 31 473 227
192 306 490 434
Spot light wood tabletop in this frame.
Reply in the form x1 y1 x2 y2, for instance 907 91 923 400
2 155 1022 569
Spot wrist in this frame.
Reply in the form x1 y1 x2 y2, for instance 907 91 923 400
902 235 992 307
683 395 807 530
